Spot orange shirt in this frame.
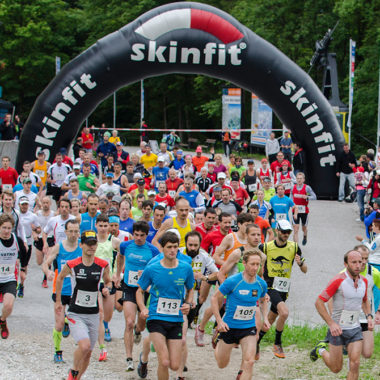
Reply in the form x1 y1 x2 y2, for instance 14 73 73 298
254 216 271 243
192 156 209 172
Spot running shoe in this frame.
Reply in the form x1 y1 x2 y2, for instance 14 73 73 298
66 369 79 380
194 325 205 347
310 340 328 362
176 377 185 380
134 327 141 344
0 293 3 303
0 319 9 339
42 279 48 288
126 357 134 372
54 351 63 363
184 366 188 372
137 352 148 378
99 348 107 362
17 284 24 298
236 370 243 380
104 328 112 342
302 236 307 246
211 329 220 349
273 344 285 358
62 320 70 338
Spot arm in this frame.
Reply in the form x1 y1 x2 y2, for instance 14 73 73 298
42 244 59 281
55 264 71 314
213 234 232 267
136 286 149 319
217 249 240 283
115 253 125 288
180 288 194 315
295 252 307 273
315 297 342 336
151 218 173 250
258 296 271 330
211 289 229 332
266 228 274 242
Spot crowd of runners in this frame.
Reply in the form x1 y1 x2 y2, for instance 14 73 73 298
0 125 379 380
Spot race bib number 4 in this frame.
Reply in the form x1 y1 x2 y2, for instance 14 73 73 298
276 213 287 221
233 305 256 320
0 263 15 276
339 310 359 327
156 297 181 315
75 290 98 308
128 270 139 286
272 277 291 292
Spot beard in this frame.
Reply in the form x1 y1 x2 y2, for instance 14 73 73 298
187 249 199 258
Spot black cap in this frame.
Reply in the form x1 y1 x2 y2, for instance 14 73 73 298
81 230 97 245
137 178 145 186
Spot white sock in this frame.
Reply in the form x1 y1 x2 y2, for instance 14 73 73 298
318 348 326 356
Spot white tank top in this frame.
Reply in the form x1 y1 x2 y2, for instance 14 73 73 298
0 233 19 283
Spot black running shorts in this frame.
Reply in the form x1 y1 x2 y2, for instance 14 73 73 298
147 319 183 340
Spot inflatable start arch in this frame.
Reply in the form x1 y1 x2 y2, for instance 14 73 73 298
17 1 344 198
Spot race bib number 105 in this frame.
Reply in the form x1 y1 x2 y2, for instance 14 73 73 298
233 305 256 320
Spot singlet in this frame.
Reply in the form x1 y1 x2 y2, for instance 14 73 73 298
219 272 267 329
67 256 108 314
95 236 115 277
80 212 100 234
0 233 19 283
262 240 299 287
172 217 192 248
44 214 76 244
53 242 82 296
244 171 257 193
33 160 48 186
319 272 368 330
292 184 309 214
224 231 245 262
67 190 84 200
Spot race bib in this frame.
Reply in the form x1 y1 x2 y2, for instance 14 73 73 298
276 213 287 221
35 170 45 178
75 290 98 308
339 310 359 327
128 270 139 286
248 183 257 192
169 190 176 198
297 205 306 213
156 297 181 315
233 305 256 320
0 263 15 276
155 180 164 188
2 184 12 191
283 182 292 190
55 172 65 181
272 277 291 292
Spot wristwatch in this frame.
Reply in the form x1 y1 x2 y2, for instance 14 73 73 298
366 313 373 319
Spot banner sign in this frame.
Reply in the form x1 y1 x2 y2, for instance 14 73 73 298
347 39 355 146
250 93 272 146
222 88 241 139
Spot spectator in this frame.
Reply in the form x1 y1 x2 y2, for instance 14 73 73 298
0 156 18 190
265 132 280 164
96 131 117 167
335 143 356 202
141 120 149 142
221 129 231 157
293 141 306 175
162 131 180 151
280 130 293 163
81 126 94 152
367 170 380 206
192 146 209 172
353 161 369 222
0 113 16 140
73 137 83 159
113 141 129 170
109 129 121 146
14 115 23 139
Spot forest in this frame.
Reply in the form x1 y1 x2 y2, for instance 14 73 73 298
0 0 378 152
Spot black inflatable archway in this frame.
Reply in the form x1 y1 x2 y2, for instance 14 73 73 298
17 1 344 198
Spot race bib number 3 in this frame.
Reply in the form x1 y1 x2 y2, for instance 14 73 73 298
339 310 359 327
75 290 98 308
233 305 256 320
0 263 15 276
272 277 291 292
156 297 181 315
128 270 139 286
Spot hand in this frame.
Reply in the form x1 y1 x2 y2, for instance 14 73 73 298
180 302 191 315
328 321 342 337
217 321 229 333
375 311 380 325
47 270 55 281
263 318 271 330
85 182 93 189
367 317 375 331
114 277 121 289
210 146 215 154
140 307 149 319
55 302 63 314
355 235 364 242
295 255 302 265
101 287 110 297
42 244 49 255
193 272 203 280
265 294 270 303
336 172 340 177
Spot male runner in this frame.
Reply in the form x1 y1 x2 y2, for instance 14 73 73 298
42 219 82 362
152 197 195 249
269 184 298 228
119 199 135 234
0 214 27 339
94 214 121 361
147 205 166 243
290 172 316 245
248 204 274 243
55 230 111 380
115 221 161 371
195 208 218 240
212 249 269 380
257 220 307 358
136 231 194 380
310 250 374 380
79 194 100 233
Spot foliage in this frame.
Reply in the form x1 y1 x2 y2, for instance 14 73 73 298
0 0 378 149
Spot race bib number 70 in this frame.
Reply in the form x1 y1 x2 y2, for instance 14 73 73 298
272 277 291 292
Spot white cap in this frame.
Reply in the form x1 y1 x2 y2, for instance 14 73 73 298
157 156 165 162
276 219 293 232
133 173 143 179
217 172 226 179
167 228 181 240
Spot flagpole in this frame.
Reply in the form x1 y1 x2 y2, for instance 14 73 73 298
113 92 116 129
